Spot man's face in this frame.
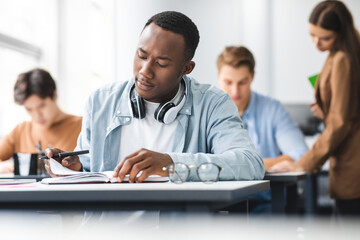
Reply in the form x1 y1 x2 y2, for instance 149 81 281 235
23 94 59 128
218 65 253 111
133 23 189 103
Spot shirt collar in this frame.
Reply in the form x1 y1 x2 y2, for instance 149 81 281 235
115 79 134 117
242 91 256 118
178 75 192 116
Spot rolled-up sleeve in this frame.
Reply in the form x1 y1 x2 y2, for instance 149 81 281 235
168 93 265 181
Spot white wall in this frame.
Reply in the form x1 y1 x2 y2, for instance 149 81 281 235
115 0 243 85
2 0 360 137
272 0 360 104
114 0 360 105
241 0 273 96
57 0 115 115
0 0 58 137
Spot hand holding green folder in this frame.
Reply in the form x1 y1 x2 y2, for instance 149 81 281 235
308 74 319 88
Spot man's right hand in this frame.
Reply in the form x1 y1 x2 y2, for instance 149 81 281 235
44 148 82 177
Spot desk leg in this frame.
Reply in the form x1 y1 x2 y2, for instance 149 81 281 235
271 182 285 213
286 184 298 213
304 173 318 215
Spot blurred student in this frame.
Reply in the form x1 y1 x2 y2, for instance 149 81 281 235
217 46 308 171
217 46 308 210
271 0 360 216
0 68 82 173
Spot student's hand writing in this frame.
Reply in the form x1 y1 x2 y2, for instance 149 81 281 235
44 148 82 177
310 103 324 120
113 148 173 183
269 161 304 173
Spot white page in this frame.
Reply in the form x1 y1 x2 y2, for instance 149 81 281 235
49 158 81 175
48 158 168 182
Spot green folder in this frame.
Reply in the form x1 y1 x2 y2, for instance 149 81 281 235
308 74 319 88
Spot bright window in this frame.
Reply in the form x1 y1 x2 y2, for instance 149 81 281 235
0 0 57 138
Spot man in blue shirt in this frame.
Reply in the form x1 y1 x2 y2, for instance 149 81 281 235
217 46 308 171
217 46 308 205
45 12 264 182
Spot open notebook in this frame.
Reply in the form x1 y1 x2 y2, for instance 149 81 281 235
41 158 169 184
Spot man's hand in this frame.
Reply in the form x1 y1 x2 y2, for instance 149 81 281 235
263 154 294 170
44 148 82 177
113 148 173 183
310 103 324 120
269 161 304 172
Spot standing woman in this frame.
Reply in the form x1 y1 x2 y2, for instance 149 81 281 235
271 0 360 216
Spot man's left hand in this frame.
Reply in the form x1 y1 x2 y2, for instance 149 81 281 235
113 148 173 183
269 161 304 172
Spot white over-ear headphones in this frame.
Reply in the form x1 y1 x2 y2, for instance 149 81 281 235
130 80 186 124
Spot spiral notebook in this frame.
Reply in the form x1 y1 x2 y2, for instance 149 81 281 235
41 158 168 184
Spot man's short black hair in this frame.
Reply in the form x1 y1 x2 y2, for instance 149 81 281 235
144 11 200 62
14 68 56 105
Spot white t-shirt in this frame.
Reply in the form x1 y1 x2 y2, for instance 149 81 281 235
118 83 184 163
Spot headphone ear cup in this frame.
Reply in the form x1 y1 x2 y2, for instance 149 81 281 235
154 102 175 123
130 88 146 119
130 98 139 118
136 96 146 119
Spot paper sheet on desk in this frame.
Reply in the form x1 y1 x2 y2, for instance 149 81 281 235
48 158 169 182
49 158 80 175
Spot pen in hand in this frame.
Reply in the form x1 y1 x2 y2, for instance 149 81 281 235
40 150 90 160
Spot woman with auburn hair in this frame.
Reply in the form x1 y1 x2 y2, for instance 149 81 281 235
271 0 360 216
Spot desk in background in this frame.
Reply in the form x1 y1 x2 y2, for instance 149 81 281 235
0 173 46 182
0 180 269 212
264 171 307 213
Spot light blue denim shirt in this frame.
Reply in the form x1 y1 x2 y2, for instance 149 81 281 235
75 75 265 181
243 91 308 203
242 91 308 161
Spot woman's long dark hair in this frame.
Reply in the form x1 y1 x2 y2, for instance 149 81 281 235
310 0 360 118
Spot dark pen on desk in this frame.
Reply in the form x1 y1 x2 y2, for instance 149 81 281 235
40 150 90 160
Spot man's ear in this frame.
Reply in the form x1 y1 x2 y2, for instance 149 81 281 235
250 71 255 83
53 91 58 101
183 61 195 75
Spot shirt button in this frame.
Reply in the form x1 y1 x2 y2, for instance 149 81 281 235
186 109 190 113
106 127 111 132
125 117 130 122
116 110 121 114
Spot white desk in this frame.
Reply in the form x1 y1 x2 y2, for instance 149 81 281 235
0 180 269 212
0 173 45 181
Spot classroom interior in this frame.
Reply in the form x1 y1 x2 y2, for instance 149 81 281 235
0 0 359 239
